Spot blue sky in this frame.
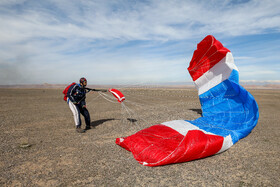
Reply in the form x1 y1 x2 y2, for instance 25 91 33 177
0 0 279 85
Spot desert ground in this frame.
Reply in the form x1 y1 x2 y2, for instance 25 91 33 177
0 87 279 186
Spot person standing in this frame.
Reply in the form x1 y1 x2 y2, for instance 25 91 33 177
66 77 105 133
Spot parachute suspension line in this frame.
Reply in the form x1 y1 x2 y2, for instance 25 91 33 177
86 92 102 105
95 85 201 135
122 101 154 125
120 103 132 132
98 92 118 103
120 102 140 135
120 102 126 128
108 88 185 128
122 102 132 120
123 97 193 124
121 102 142 131
96 90 143 132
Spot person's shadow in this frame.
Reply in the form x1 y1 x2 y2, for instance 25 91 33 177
90 118 115 128
189 108 202 116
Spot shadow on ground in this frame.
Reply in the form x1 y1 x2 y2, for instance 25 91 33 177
189 108 202 116
127 118 137 122
90 118 115 128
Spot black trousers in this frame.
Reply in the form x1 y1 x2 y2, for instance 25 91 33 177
78 105 91 127
68 99 91 127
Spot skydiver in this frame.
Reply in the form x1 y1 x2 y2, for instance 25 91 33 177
66 77 106 133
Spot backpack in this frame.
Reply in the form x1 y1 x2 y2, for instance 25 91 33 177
62 82 76 101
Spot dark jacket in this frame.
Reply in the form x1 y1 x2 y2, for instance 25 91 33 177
67 83 87 105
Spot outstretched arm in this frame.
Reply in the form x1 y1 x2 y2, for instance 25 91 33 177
85 88 107 92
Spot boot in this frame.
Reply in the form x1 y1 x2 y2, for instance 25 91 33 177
76 126 85 133
85 126 91 130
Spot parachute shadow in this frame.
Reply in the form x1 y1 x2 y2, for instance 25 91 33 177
127 118 137 123
90 118 115 128
189 108 202 116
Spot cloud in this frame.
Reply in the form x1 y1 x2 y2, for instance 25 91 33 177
2 0 280 42
0 0 280 84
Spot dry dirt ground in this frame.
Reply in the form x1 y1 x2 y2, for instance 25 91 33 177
0 88 279 186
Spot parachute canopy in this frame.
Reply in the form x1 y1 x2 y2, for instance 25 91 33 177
115 35 259 167
62 82 76 101
109 88 125 103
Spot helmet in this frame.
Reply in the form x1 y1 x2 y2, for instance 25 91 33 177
79 77 87 84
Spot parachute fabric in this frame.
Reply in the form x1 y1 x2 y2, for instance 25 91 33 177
62 82 76 101
109 89 125 103
115 35 259 167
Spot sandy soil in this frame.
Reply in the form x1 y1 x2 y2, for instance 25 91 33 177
0 88 279 186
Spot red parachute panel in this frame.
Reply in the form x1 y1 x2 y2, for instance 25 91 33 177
116 124 224 167
109 88 125 103
188 35 230 81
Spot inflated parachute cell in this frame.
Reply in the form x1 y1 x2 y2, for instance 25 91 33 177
116 35 259 166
